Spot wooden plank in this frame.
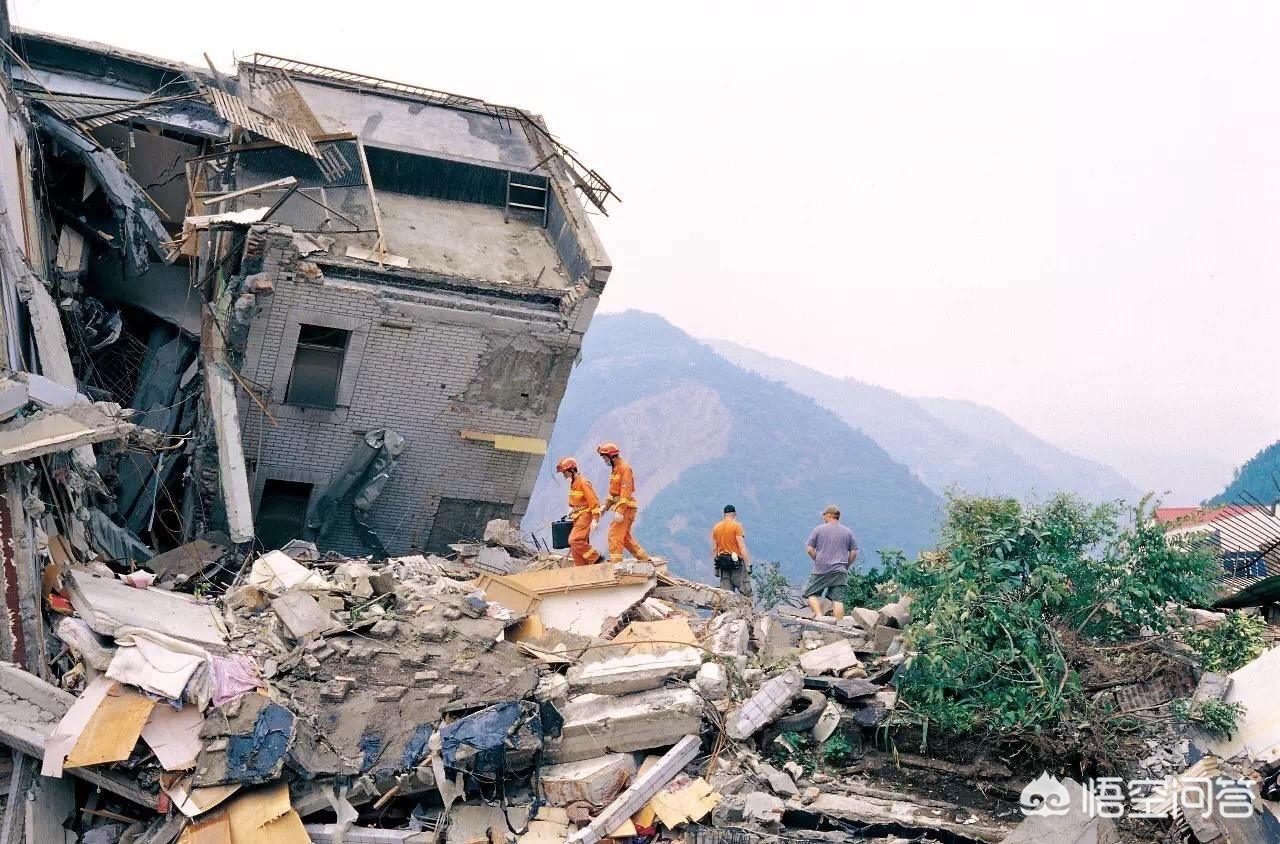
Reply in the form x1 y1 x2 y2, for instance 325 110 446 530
476 574 540 615
176 810 230 844
504 565 622 594
64 682 155 768
611 619 696 655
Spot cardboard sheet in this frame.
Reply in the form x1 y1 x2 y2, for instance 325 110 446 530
63 681 155 769
142 704 205 771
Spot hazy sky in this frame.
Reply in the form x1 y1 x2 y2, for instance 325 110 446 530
11 1 1278 500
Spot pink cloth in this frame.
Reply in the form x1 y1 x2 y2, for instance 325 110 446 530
210 654 263 707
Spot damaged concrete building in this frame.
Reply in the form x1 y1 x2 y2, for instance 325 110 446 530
0 24 615 570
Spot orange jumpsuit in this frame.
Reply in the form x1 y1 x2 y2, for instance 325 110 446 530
605 458 649 562
566 473 603 566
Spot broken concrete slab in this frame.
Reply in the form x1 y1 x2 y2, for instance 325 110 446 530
0 400 134 467
1192 671 1231 704
760 763 798 798
849 606 880 632
540 753 637 806
804 791 1013 842
1000 778 1117 843
873 624 901 653
64 569 226 650
271 590 340 641
799 640 861 675
536 581 655 637
567 734 700 844
877 598 912 629
549 687 703 764
1201 645 1280 763
566 646 701 695
727 668 803 740
694 662 729 700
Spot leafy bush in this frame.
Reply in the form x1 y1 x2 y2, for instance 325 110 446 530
1173 697 1246 738
896 493 1219 740
751 560 792 610
844 549 904 610
1183 612 1268 674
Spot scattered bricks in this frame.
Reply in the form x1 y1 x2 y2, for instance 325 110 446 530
799 640 861 675
244 272 275 294
321 678 355 702
329 640 351 657
375 685 407 702
305 638 331 653
369 620 399 639
413 619 450 642
452 660 478 675
303 654 322 671
348 644 380 660
294 261 323 280
414 670 441 683
272 590 340 641
429 684 458 699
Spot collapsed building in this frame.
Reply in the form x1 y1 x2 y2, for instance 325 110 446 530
0 22 615 587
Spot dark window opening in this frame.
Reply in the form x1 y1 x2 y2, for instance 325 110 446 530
286 324 350 409
424 498 513 553
257 479 313 552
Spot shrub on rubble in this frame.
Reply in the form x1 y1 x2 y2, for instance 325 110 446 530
894 493 1219 744
751 560 792 609
844 549 902 610
1173 697 1246 739
1182 611 1267 674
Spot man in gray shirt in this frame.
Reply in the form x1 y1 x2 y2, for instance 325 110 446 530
803 505 859 619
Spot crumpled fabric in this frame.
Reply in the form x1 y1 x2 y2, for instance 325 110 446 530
106 626 211 703
211 654 264 707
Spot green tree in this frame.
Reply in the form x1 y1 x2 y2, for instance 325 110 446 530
751 560 793 609
896 493 1218 738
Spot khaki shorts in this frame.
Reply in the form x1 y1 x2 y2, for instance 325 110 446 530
802 569 847 602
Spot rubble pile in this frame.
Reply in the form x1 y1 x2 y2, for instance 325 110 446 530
0 519 1042 843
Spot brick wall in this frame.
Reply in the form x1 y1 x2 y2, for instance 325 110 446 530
238 260 593 556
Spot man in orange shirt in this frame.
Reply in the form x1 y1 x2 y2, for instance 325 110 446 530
597 443 651 563
555 457 604 566
711 504 751 595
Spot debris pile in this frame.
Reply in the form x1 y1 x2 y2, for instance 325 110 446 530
0 518 1045 843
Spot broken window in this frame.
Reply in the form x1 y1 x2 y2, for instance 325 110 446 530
256 479 313 551
285 324 349 409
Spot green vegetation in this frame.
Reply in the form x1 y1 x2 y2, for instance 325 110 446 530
894 493 1219 743
1173 698 1246 739
1210 439 1280 506
1183 612 1268 674
751 560 792 610
844 549 904 610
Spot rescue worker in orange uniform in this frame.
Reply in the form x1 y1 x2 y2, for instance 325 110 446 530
597 443 651 563
555 457 605 566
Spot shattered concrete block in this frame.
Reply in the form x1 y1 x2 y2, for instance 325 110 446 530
550 687 703 764
369 620 399 639
752 615 798 660
484 518 524 547
568 647 702 695
759 763 798 798
873 624 901 653
567 735 699 844
316 595 345 612
849 607 879 632
271 590 340 641
413 619 449 641
370 571 397 596
540 753 638 807
375 686 407 702
693 662 729 700
430 685 458 699
708 613 750 667
1192 672 1230 704
799 640 861 675
321 679 354 702
414 670 440 683
742 792 785 827
535 673 569 705
877 598 912 629
727 668 803 740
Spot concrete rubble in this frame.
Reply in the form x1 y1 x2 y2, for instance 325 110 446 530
0 11 1261 844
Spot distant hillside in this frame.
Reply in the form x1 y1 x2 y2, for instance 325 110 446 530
711 340 1138 503
526 312 941 584
1210 440 1280 506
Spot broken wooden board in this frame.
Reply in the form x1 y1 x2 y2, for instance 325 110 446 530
504 563 651 594
64 569 226 650
167 779 241 818
177 810 230 844
345 245 410 268
64 681 155 769
476 574 541 616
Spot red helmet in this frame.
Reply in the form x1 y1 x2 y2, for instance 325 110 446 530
596 442 621 458
555 457 578 474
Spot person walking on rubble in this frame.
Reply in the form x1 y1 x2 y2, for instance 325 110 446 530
597 443 651 563
803 505 859 620
711 504 752 595
555 457 605 566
